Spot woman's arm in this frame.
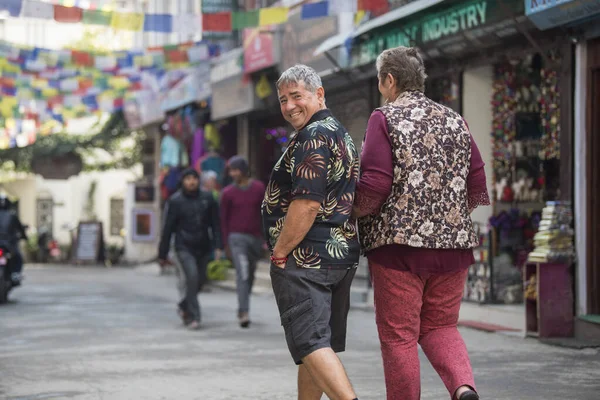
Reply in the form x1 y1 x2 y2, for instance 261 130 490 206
467 133 491 212
353 111 394 218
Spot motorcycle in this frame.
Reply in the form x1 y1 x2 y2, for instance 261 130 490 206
0 243 15 304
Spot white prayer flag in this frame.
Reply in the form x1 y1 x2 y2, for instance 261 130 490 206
328 0 358 15
20 0 54 20
172 14 202 37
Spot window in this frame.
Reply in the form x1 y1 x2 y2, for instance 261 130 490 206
110 198 124 236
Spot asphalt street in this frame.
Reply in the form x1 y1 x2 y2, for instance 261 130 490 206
0 265 598 400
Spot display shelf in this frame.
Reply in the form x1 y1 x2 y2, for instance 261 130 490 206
524 262 574 338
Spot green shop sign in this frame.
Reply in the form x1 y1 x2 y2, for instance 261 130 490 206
351 0 523 67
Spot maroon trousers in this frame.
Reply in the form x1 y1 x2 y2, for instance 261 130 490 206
369 260 475 400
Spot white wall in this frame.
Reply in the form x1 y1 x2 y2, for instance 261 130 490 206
2 168 139 246
35 168 138 244
2 176 37 229
462 65 494 227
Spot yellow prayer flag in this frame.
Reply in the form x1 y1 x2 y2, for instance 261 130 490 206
62 0 75 6
354 11 366 26
0 97 17 118
32 79 48 89
108 76 130 89
62 109 76 120
110 12 144 31
259 7 288 26
42 88 59 98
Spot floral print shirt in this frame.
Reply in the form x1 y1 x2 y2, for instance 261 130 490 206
261 109 360 269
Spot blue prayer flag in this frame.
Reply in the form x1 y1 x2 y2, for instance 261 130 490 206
143 14 173 33
301 1 329 20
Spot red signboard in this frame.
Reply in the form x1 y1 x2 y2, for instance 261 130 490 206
243 28 275 74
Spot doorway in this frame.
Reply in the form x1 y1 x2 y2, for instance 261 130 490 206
587 39 600 314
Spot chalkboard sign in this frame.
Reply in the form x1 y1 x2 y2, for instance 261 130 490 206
74 222 102 263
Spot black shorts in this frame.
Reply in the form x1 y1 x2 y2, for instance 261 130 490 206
270 260 357 365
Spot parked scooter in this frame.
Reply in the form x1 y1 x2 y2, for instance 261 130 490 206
37 226 61 263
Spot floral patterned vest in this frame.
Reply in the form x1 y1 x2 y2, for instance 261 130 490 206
358 90 479 252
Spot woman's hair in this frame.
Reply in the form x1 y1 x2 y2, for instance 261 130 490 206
376 46 428 93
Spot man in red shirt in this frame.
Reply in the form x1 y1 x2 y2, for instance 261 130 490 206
220 156 266 328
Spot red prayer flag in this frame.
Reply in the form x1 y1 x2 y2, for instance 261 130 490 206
71 50 94 67
78 78 94 91
54 5 83 23
202 12 232 32
166 49 188 63
114 98 124 108
358 0 389 14
48 95 64 109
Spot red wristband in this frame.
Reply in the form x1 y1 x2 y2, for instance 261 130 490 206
270 254 288 264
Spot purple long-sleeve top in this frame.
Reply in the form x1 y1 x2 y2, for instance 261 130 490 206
355 110 490 276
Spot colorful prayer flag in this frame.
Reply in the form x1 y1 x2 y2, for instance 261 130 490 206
0 0 23 17
143 14 172 33
329 0 358 14
232 10 259 30
20 0 54 19
82 9 112 25
358 0 389 14
172 14 202 36
53 5 82 23
259 7 288 26
301 1 328 20
202 12 232 32
110 11 144 31
71 50 94 67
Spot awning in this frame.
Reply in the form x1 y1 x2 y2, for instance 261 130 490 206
313 0 445 57
313 32 351 57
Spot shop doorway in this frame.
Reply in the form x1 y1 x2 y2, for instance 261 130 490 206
587 39 600 315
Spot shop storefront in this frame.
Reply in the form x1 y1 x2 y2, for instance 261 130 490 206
315 0 575 320
210 47 269 181
526 0 600 339
242 27 289 183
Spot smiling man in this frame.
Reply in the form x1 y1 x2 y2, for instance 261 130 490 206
261 64 361 400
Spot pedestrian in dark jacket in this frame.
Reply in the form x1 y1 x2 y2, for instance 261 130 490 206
158 168 223 330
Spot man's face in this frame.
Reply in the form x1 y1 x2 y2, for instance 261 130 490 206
278 81 325 131
229 168 243 184
204 177 217 191
182 175 199 192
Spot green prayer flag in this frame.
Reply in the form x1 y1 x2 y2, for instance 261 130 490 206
82 10 112 26
232 10 259 30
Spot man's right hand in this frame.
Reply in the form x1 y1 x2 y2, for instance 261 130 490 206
158 259 168 267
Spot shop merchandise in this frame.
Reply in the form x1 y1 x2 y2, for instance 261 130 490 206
160 134 183 168
528 201 574 263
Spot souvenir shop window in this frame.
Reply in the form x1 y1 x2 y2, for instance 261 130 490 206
468 51 563 305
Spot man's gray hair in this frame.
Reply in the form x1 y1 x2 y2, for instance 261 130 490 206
376 46 427 93
276 64 323 93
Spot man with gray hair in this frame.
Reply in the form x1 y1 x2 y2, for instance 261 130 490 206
261 64 361 399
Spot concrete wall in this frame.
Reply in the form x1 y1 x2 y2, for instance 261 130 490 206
462 65 494 227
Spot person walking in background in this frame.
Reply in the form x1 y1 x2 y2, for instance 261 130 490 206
353 46 490 400
201 170 220 202
262 64 361 400
158 168 223 330
220 156 265 328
